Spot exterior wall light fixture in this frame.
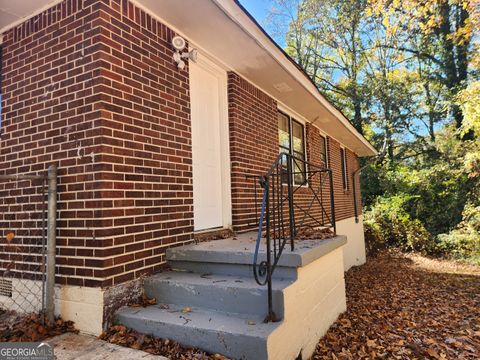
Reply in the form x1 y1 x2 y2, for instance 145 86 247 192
172 35 198 70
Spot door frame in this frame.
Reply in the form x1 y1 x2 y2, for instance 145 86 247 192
190 50 232 231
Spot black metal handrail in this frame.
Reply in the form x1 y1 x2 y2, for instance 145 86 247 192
252 152 336 322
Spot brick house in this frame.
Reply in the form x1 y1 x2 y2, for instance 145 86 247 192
0 0 376 358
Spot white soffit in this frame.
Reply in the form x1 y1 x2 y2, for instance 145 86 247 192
0 0 63 35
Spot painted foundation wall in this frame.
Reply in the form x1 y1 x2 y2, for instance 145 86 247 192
336 215 367 270
55 286 105 335
55 279 143 335
0 279 104 335
0 278 144 335
268 246 346 360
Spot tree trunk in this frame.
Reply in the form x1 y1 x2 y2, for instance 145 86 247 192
437 0 472 138
456 5 474 139
353 99 363 135
386 126 394 162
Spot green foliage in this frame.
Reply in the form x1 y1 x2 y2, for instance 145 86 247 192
273 0 480 261
401 164 469 236
362 158 469 236
363 195 433 255
360 118 479 258
457 81 480 136
437 204 480 264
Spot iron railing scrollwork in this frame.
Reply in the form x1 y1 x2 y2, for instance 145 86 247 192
252 152 336 322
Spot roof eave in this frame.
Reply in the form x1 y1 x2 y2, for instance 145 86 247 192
218 0 377 157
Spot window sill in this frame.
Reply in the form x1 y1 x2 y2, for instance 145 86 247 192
281 183 309 189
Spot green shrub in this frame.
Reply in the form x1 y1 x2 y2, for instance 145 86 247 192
437 204 480 264
363 195 433 256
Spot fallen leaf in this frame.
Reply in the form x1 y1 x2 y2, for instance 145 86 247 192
427 347 441 359
36 325 46 334
366 339 376 348
0 312 77 342
99 325 230 359
145 297 156 305
111 325 126 333
5 233 15 243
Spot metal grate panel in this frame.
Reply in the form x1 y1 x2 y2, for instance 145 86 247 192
0 278 13 297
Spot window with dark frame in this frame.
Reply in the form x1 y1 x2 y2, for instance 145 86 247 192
278 111 306 185
340 147 348 190
319 135 328 168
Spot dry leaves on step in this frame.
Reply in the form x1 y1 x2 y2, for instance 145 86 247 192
100 325 231 359
128 294 156 308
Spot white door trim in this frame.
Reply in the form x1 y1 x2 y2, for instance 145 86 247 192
190 53 232 231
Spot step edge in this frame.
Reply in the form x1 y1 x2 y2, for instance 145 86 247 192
166 235 347 268
115 305 281 337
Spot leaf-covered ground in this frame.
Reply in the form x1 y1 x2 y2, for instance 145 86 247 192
314 251 480 359
0 310 77 342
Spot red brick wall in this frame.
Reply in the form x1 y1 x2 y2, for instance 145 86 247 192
92 0 193 287
227 74 361 232
0 0 109 287
0 0 362 289
0 0 192 288
228 72 278 231
327 137 362 221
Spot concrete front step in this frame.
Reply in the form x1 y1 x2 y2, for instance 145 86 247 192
115 235 348 359
115 303 280 360
168 259 297 279
145 271 291 318
166 232 297 279
167 232 346 280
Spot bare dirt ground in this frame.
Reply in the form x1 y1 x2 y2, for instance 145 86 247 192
313 251 480 359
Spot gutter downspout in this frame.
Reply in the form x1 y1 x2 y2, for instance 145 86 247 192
352 165 368 223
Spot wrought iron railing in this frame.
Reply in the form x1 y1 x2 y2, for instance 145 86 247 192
252 152 336 322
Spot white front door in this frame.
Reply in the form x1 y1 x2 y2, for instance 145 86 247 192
190 57 227 231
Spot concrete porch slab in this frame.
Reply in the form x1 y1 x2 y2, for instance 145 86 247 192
167 232 347 268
